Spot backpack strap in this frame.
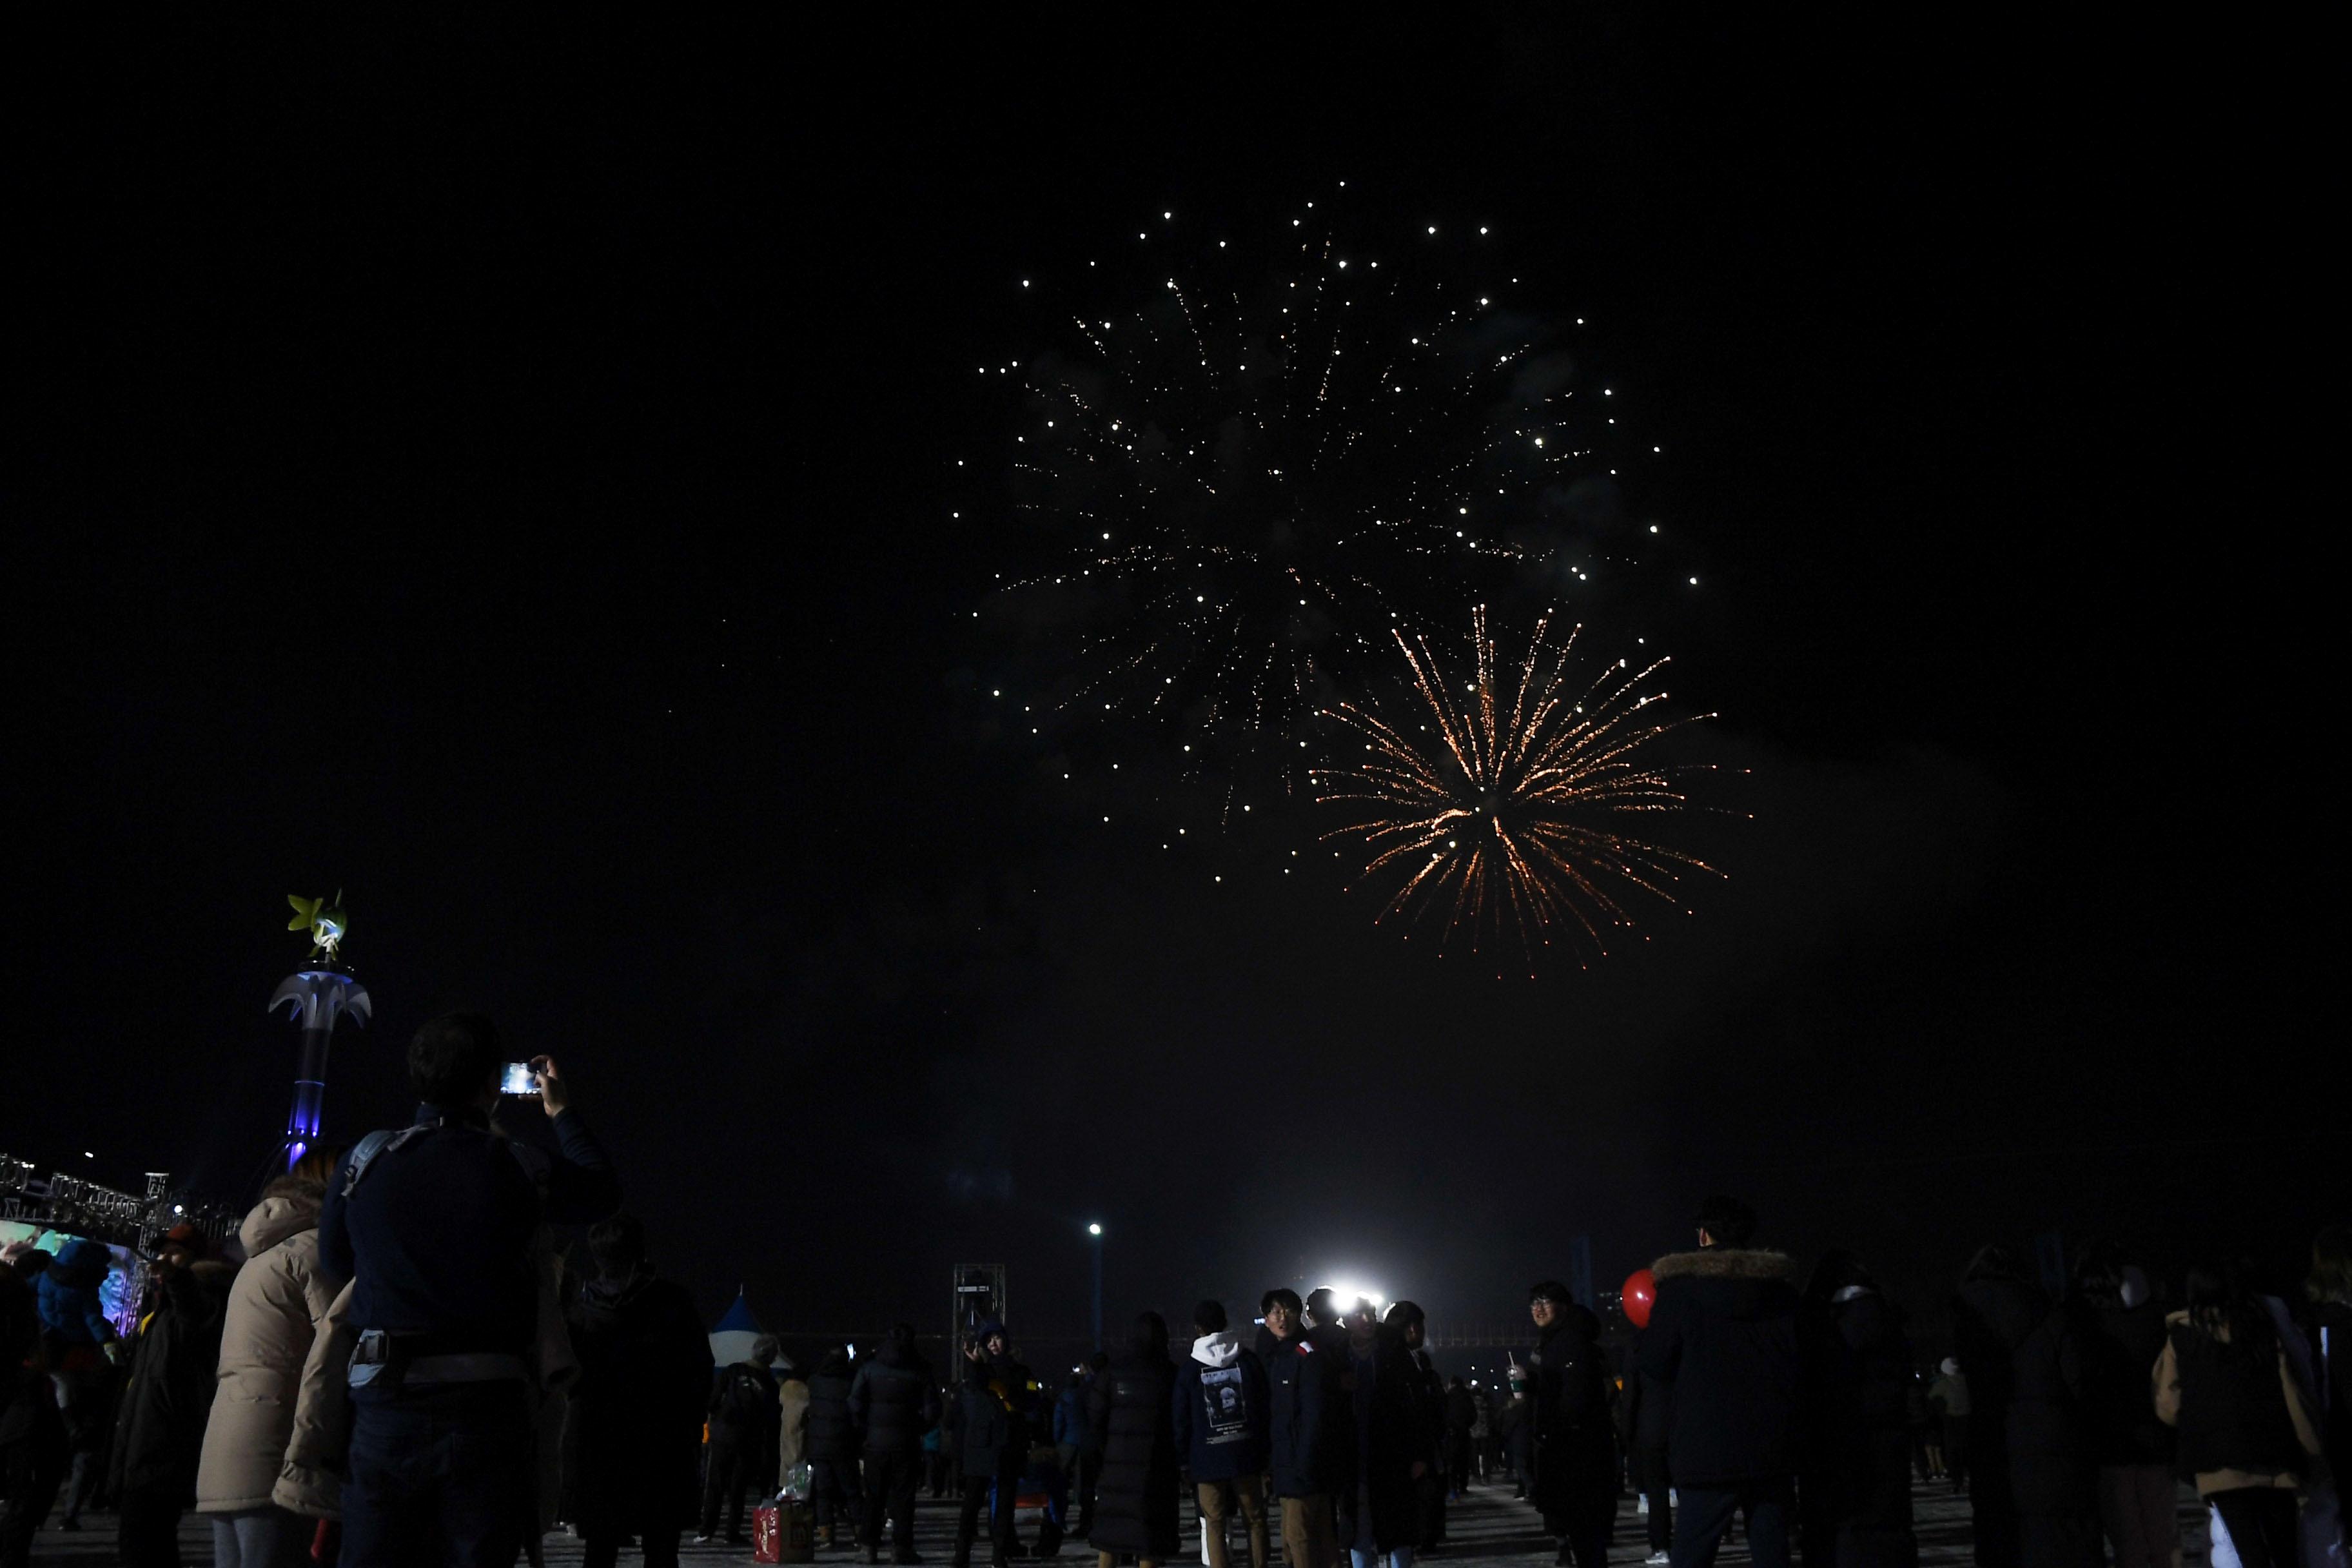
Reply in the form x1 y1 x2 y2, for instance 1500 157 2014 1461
340 1119 551 1201
340 1123 436 1197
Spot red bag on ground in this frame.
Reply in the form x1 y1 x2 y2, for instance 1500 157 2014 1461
754 1504 782 1563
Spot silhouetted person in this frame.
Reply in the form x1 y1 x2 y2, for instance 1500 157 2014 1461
851 1323 940 1565
1796 1251 1917 1568
703 1334 782 1546
2070 1246 2176 1568
2155 1257 2324 1568
318 1014 620 1567
110 1224 235 1568
567 1213 712 1568
952 1322 1035 1568
1336 1297 1431 1568
1384 1302 1447 1550
809 1343 866 1547
1525 1283 1617 1568
1950 1243 2097 1568
1639 1195 1801 1568
1090 1311 1179 1568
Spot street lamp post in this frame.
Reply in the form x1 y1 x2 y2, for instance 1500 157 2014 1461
1088 1222 1104 1351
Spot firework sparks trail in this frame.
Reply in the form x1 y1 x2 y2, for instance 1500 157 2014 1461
985 197 1676 798
1313 605 1722 976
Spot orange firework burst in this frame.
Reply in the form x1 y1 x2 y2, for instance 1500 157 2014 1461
1312 605 1721 975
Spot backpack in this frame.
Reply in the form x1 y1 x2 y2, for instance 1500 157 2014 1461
720 1365 773 1428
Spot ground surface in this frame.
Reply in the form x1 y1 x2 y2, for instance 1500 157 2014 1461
30 1474 2215 1565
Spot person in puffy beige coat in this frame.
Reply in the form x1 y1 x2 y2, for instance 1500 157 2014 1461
195 1161 342 1567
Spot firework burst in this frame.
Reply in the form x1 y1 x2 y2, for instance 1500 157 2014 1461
983 195 1679 801
1313 605 1720 975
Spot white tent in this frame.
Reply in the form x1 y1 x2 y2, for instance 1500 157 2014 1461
710 1286 763 1368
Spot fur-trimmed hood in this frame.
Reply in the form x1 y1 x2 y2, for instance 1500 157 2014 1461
1652 1248 1797 1283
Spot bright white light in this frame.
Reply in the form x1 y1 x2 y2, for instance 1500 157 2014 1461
1088 1223 1103 1236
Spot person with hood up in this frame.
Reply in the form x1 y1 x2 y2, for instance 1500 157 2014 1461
2068 1246 2177 1568
1637 1195 1802 1568
1173 1300 1269 1568
566 1212 713 1568
952 1321 1037 1568
194 1152 345 1567
703 1333 783 1547
25 1240 117 1534
111 1222 237 1567
34 1238 113 1351
1949 1243 2099 1568
1524 1284 1617 1568
1088 1309 1179 1568
2153 1256 2325 1568
1382 1302 1446 1551
851 1322 941 1565
1262 1286 1349 1568
809 1342 866 1548
1796 1251 1918 1568
1335 1297 1431 1568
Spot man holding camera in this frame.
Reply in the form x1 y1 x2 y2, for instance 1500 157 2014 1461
318 1012 622 1567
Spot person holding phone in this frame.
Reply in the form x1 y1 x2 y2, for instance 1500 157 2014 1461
318 1011 622 1568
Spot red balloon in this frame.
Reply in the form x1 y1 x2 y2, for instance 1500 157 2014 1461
1621 1268 1658 1328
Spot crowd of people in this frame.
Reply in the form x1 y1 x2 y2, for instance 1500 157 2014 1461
1 1013 2345 1568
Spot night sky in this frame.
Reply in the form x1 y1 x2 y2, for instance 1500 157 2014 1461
14 15 2335 1358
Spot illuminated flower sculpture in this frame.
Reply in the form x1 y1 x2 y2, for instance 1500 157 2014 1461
271 892 369 1169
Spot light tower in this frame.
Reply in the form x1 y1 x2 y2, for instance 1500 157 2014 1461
271 893 370 1169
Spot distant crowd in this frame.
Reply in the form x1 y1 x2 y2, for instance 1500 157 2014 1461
2 1012 2345 1568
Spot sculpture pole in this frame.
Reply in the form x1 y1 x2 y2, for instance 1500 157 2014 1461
272 893 371 1170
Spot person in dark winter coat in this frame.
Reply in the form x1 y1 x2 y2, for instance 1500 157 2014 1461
1797 1251 1918 1568
110 1226 235 1568
1525 1284 1618 1568
1638 1195 1801 1568
34 1239 114 1348
1262 1287 1348 1568
2153 1257 2324 1568
851 1323 941 1565
1949 1244 2100 1568
1382 1302 1446 1551
1 1257 68 1568
567 1213 714 1568
808 1344 867 1547
1618 1338 1674 1564
1174 1300 1270 1568
1054 1364 1099 1534
320 1019 622 1568
1334 1298 1431 1568
952 1321 1038 1568
1498 1376 1533 1498
703 1335 782 1547
1442 1378 1476 1494
1089 1311 1180 1568
2068 1248 2177 1568
2308 1225 2352 1531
